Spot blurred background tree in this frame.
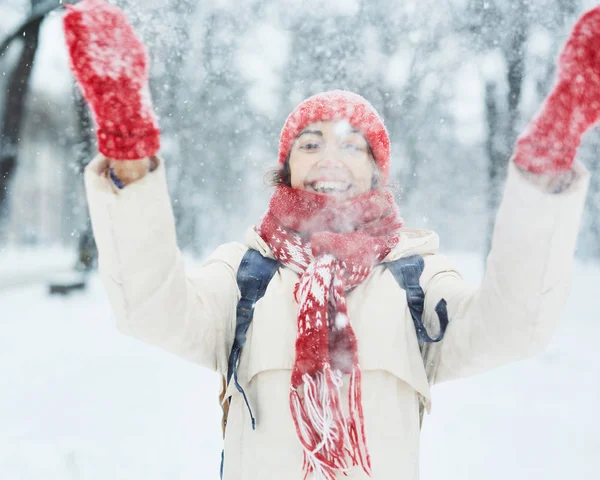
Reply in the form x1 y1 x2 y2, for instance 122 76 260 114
0 0 598 273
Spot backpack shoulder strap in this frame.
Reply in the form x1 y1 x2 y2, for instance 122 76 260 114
220 249 279 478
228 249 280 383
385 255 450 429
385 255 449 347
224 248 279 429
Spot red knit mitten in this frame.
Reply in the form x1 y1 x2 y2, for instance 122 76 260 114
514 6 600 174
63 0 160 160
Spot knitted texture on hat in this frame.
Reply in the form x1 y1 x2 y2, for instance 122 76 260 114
258 185 403 479
279 90 391 183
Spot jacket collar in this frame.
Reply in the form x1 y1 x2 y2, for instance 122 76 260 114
245 226 439 262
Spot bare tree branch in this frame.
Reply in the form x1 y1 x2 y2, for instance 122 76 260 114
0 0 80 59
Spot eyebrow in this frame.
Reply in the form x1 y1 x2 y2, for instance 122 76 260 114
297 128 363 138
297 129 323 138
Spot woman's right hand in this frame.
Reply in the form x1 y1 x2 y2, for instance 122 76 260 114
63 0 161 161
107 157 154 187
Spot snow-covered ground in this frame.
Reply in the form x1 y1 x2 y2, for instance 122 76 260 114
0 246 75 290
1 251 599 479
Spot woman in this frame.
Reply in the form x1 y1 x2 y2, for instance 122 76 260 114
64 1 596 479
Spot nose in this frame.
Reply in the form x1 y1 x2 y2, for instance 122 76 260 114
316 144 344 168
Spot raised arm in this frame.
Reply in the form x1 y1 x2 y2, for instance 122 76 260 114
84 154 241 373
425 160 588 384
65 0 241 373
423 7 598 384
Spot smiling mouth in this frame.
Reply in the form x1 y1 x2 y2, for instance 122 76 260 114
306 180 352 195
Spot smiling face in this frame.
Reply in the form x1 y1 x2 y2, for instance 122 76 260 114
288 120 377 201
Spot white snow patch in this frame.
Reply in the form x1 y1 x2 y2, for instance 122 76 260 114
527 25 553 58
452 60 486 146
335 313 348 329
237 22 289 118
385 43 413 90
333 119 353 139
30 13 72 96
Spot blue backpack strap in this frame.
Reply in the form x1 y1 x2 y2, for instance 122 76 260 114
221 249 279 478
385 255 449 345
226 248 280 428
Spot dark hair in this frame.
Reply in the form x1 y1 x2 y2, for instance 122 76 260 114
264 144 380 189
264 152 292 187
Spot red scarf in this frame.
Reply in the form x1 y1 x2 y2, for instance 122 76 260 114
258 185 403 479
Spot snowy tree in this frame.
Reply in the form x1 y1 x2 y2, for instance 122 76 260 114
0 0 598 258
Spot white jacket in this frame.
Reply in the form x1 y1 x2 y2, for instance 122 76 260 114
84 154 589 480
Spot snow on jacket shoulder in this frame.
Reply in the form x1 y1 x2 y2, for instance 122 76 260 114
84 153 589 480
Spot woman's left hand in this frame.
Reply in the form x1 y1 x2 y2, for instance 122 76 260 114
513 6 600 175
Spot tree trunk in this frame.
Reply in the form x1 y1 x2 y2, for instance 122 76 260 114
73 88 97 271
587 144 600 260
484 81 504 255
0 16 42 242
485 0 528 256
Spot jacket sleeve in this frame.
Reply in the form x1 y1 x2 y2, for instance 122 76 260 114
84 154 242 375
423 160 590 384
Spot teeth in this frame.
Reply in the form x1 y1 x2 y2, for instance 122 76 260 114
311 181 350 193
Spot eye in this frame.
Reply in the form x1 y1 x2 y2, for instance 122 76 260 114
300 143 320 150
341 143 363 152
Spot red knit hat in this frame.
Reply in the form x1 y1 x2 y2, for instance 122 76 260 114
278 90 391 184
